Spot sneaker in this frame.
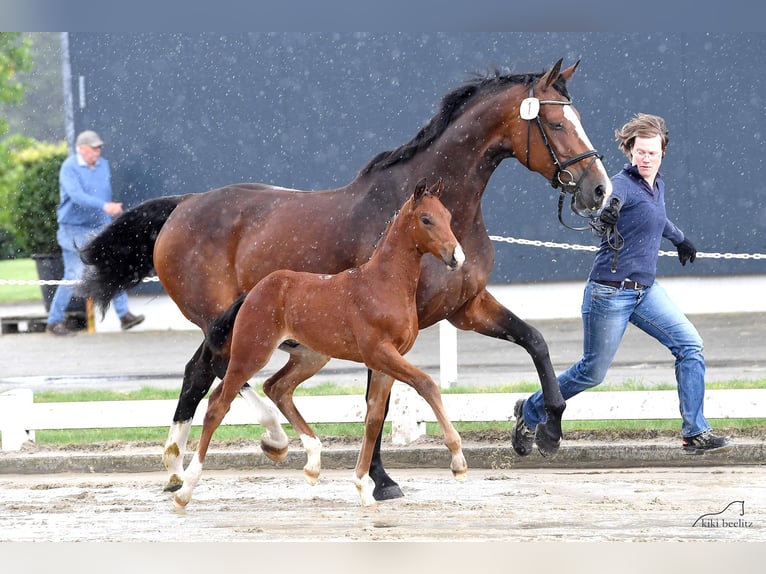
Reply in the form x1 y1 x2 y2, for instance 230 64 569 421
682 430 733 455
120 312 145 331
511 399 536 456
46 321 75 337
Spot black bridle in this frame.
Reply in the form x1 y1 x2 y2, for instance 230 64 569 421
522 85 603 231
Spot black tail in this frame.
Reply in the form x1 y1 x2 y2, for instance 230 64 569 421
206 293 248 354
78 195 188 315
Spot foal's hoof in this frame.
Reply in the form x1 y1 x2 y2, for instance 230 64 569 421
172 493 190 509
535 422 562 457
261 442 289 463
303 466 321 486
163 474 183 493
452 469 468 482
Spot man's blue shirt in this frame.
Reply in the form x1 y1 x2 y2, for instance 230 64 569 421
57 153 112 228
589 164 684 287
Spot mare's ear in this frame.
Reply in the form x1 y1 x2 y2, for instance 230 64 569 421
429 177 444 199
538 58 563 90
414 177 428 202
559 59 580 83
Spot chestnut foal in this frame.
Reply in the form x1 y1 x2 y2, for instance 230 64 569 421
173 178 466 507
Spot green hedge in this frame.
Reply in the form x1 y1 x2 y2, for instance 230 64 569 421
7 141 67 256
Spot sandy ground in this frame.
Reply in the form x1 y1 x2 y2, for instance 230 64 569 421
1 465 764 542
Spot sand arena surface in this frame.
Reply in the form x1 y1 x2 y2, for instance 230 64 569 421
1 465 764 542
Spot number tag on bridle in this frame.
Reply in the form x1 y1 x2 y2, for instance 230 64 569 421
520 97 540 120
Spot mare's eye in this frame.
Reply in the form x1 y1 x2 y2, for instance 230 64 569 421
548 122 564 131
421 216 432 225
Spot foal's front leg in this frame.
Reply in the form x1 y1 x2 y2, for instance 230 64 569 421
354 371 396 507
368 347 467 481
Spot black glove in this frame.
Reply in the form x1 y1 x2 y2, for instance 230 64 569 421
676 238 697 266
598 202 620 226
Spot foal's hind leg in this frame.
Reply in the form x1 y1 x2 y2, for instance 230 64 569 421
163 341 217 492
263 345 330 485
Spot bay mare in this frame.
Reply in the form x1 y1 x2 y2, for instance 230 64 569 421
79 59 612 501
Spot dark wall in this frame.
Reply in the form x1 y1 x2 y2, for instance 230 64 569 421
68 33 766 283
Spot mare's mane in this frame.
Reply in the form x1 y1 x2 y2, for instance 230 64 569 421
359 68 571 176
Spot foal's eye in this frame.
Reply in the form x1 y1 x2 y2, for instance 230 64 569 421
421 216 432 225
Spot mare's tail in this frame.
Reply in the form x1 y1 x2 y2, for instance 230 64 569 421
78 195 188 315
206 293 248 354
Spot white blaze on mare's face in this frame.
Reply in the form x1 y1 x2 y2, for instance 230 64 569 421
562 105 612 205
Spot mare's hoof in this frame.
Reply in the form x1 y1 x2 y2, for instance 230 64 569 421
261 442 289 463
163 474 183 493
535 423 562 457
372 482 404 501
172 494 190 509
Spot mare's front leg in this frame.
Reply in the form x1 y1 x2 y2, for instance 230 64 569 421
354 371 396 507
365 368 405 501
450 289 565 456
163 341 217 492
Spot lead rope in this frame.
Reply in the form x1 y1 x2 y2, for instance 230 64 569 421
588 196 624 273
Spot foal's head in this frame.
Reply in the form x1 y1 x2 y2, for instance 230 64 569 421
407 178 465 270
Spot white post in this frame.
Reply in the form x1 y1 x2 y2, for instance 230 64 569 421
439 320 458 388
389 382 426 445
0 388 35 451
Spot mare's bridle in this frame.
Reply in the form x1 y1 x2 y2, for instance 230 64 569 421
521 84 603 231
520 84 624 268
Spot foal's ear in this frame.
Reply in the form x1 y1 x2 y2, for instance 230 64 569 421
414 177 428 202
539 58 564 90
428 177 444 199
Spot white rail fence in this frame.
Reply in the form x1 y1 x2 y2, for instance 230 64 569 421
2 386 764 452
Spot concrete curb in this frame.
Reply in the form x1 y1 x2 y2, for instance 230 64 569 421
2 441 764 475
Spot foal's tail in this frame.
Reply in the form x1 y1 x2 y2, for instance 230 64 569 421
78 195 188 315
206 293 248 354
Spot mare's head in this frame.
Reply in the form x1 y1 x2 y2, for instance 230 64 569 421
407 178 465 270
509 59 612 213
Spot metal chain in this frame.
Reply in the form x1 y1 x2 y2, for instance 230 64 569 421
0 276 160 286
2 239 764 288
488 235 766 260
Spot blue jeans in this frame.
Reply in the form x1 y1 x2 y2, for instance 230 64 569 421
522 279 710 438
47 224 129 325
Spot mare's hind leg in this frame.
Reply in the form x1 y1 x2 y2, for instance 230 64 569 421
365 368 404 501
163 341 217 492
263 344 330 485
450 290 565 456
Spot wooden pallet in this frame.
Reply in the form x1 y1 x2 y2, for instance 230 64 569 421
1 315 48 334
1 313 87 335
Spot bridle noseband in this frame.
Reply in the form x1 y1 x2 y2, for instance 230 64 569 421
521 85 603 231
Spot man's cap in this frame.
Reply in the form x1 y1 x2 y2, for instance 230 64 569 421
75 130 104 147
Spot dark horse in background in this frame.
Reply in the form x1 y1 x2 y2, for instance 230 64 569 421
80 59 612 501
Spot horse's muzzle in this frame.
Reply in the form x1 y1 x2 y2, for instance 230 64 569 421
446 244 466 270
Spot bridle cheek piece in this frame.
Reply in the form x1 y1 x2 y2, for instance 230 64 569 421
522 86 603 230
